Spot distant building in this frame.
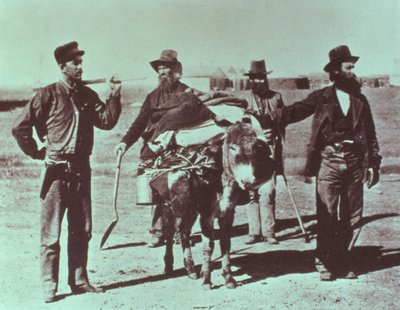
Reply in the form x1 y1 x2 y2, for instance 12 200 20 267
390 58 400 86
360 75 390 88
210 68 231 91
267 77 310 90
226 67 242 91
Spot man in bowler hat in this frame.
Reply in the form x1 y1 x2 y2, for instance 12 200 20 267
115 49 190 247
263 45 381 281
241 60 285 245
12 41 122 302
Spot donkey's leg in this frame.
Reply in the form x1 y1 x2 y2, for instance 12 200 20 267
167 171 197 278
218 207 236 288
163 208 175 275
199 208 216 290
164 236 174 275
178 217 198 279
218 184 240 289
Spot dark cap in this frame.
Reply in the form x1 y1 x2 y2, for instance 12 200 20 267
54 41 85 64
324 45 359 73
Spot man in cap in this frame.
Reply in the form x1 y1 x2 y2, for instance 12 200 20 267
115 49 190 247
12 41 122 302
240 60 285 245
263 45 381 281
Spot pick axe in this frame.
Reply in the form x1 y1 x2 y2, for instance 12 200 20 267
100 150 123 249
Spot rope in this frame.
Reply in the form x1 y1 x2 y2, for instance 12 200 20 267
142 147 217 181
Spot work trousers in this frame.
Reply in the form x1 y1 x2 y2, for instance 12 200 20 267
150 204 164 237
315 148 364 273
247 172 276 238
40 165 92 293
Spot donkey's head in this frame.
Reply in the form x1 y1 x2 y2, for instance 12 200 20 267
223 122 274 190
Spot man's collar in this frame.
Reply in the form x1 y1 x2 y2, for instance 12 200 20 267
59 79 77 94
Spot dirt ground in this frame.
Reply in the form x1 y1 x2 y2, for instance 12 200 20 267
1 157 399 310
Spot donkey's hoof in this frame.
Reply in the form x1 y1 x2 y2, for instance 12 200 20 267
188 272 198 280
202 282 212 290
226 280 236 289
225 277 236 289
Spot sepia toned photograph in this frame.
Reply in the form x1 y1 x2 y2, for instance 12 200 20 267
1 0 399 309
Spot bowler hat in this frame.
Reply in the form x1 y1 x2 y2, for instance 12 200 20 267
324 45 359 73
243 60 273 76
150 49 182 72
54 41 85 64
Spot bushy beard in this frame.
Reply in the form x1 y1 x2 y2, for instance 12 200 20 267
250 81 271 98
333 72 362 94
159 72 178 92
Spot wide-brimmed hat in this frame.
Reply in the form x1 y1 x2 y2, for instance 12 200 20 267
150 49 182 72
324 45 359 73
54 41 85 64
243 60 273 77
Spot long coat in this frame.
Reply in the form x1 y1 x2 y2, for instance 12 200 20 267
121 81 190 159
269 86 381 176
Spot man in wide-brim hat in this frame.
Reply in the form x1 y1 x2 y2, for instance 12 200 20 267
239 59 284 246
264 45 381 281
115 49 190 247
150 49 182 76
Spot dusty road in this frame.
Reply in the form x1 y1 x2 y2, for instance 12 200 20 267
1 160 399 310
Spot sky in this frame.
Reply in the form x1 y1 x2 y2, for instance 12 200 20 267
0 0 399 86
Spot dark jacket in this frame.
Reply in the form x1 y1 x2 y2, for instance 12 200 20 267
269 86 381 176
121 81 189 158
121 81 189 146
240 89 285 174
12 82 121 161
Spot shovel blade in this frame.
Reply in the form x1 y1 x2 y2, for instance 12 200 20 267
100 220 118 249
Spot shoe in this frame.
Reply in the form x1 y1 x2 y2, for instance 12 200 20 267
43 290 56 303
71 283 104 294
244 235 260 244
265 236 279 245
148 235 165 248
319 271 334 281
344 270 358 279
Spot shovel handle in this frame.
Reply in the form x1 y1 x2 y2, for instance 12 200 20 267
112 150 123 220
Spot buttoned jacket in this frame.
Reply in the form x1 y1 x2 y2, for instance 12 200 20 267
269 86 381 176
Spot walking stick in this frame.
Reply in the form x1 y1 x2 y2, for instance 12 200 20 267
100 150 123 249
281 173 310 243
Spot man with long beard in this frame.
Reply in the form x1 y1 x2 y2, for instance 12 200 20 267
264 45 381 281
115 49 189 247
240 60 285 245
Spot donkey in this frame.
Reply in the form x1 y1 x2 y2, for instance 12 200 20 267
154 120 274 289
211 121 275 288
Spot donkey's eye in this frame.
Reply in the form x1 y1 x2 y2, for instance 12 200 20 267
229 145 239 152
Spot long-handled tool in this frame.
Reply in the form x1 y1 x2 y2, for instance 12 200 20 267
82 77 147 85
100 150 123 249
281 173 310 243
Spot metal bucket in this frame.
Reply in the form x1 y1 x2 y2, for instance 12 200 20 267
136 173 154 205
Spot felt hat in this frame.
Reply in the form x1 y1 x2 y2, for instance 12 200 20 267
323 45 359 73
